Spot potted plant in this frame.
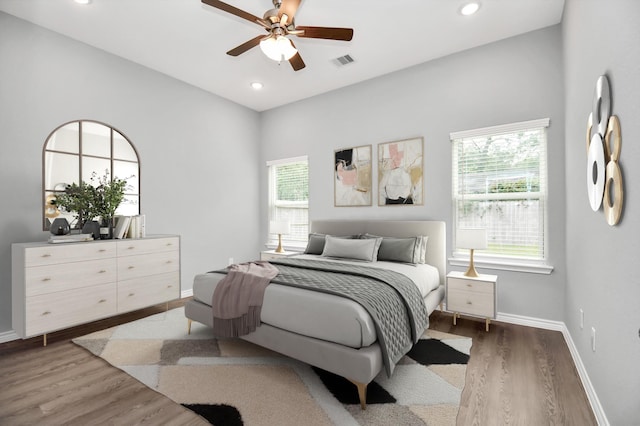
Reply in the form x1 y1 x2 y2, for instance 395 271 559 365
93 171 129 239
53 170 129 239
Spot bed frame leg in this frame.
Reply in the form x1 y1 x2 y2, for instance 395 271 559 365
348 380 368 410
187 319 192 335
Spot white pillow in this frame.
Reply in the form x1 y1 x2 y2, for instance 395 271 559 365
321 235 383 262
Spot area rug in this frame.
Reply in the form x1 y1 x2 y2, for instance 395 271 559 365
73 307 471 426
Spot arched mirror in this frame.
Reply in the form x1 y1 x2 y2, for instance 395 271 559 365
43 120 140 230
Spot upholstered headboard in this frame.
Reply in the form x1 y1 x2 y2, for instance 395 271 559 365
309 220 446 286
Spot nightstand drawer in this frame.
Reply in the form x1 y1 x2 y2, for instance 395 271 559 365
447 289 495 318
447 277 494 294
260 251 298 261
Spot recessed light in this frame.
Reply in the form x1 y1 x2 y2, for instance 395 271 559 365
250 82 263 90
74 0 91 4
460 2 480 16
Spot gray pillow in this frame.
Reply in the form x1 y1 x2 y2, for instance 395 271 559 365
321 235 383 262
304 233 357 255
362 233 426 264
378 237 419 263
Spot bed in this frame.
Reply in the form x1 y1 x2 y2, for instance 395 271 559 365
184 220 446 409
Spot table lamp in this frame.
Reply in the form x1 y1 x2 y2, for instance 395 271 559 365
270 220 291 253
457 228 487 277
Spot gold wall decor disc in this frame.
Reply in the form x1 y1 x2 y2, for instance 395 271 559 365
603 161 623 226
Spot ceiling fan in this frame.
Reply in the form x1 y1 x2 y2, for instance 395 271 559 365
201 0 354 71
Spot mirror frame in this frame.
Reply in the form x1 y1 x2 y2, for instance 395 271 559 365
42 119 141 231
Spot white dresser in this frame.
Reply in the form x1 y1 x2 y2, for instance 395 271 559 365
12 235 180 344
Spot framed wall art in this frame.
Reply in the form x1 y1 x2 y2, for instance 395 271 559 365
334 145 372 207
378 137 423 206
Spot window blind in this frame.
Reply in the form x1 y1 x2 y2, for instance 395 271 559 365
268 157 309 242
451 120 549 261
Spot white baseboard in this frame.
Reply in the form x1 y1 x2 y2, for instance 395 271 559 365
181 288 193 299
0 330 19 344
495 311 608 426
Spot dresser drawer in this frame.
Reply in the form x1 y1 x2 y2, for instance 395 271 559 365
117 250 179 281
447 289 495 318
25 283 116 336
117 237 179 256
25 258 117 297
25 242 116 267
447 277 494 294
118 271 180 313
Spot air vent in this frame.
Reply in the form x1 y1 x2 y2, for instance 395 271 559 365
333 54 355 67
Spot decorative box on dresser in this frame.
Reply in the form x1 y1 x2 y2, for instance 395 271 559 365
446 270 497 332
12 235 180 345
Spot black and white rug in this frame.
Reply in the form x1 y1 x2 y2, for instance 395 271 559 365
74 307 471 426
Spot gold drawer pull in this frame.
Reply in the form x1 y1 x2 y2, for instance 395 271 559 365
41 254 52 258
99 249 107 252
128 266 135 269
127 246 135 250
167 285 173 288
42 277 51 282
467 301 473 305
166 242 173 246
466 283 472 287
128 293 135 297
42 311 51 316
98 299 107 303
99 270 107 273
165 260 172 264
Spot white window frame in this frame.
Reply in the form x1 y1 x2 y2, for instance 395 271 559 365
266 155 309 250
449 118 553 274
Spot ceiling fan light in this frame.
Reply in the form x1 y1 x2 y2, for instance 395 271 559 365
260 36 297 62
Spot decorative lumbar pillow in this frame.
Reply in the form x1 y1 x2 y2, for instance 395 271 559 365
304 233 358 255
321 235 383 262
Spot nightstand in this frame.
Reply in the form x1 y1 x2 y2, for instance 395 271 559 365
446 271 497 332
260 250 298 261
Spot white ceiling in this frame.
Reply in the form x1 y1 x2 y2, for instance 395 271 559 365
0 0 565 112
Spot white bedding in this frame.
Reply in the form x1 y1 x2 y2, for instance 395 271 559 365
192 255 440 349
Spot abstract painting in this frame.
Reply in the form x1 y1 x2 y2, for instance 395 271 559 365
378 137 423 205
334 145 372 206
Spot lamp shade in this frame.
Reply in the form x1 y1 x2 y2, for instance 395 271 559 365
457 228 487 250
270 220 291 235
260 36 297 61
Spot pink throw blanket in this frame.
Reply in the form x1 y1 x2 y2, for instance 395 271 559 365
211 261 279 337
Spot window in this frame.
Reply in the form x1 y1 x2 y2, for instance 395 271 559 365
267 156 309 246
451 119 549 264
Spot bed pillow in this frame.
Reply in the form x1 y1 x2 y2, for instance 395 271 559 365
362 234 427 264
304 233 358 255
321 235 383 262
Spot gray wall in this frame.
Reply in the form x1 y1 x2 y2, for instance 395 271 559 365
563 0 640 423
260 26 567 321
0 12 262 334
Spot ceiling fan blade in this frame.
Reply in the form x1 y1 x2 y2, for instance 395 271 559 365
295 26 354 41
226 35 265 57
201 0 264 26
278 0 301 25
288 40 305 71
289 52 306 71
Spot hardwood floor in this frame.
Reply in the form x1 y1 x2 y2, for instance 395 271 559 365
429 311 597 425
0 300 596 425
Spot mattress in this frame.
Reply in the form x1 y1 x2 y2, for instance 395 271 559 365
192 254 440 348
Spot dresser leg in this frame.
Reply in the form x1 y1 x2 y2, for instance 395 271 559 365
43 334 47 347
187 319 192 335
485 318 490 332
453 313 457 325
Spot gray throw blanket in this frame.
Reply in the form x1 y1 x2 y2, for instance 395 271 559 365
211 261 279 338
211 257 428 376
